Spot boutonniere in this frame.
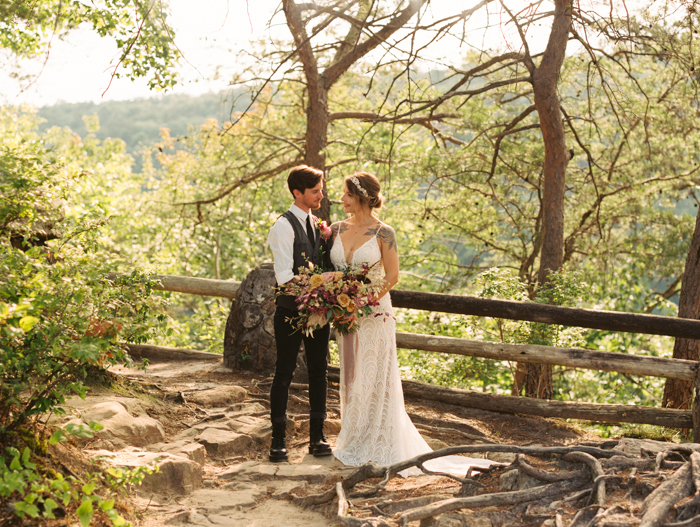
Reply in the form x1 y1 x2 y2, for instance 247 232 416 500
316 218 332 241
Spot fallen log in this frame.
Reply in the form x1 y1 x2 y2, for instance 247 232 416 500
327 366 692 428
126 344 222 362
122 346 693 429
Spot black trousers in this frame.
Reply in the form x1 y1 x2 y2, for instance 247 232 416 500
270 306 330 424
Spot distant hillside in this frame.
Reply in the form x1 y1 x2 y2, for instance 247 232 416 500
37 91 250 169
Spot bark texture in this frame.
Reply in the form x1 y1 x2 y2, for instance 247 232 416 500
663 208 700 409
527 0 573 399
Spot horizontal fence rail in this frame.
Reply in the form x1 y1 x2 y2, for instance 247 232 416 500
394 332 698 382
112 272 700 435
121 274 700 339
390 290 700 340
326 366 693 429
107 273 242 299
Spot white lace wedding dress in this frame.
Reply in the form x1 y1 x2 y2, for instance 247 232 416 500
330 227 496 476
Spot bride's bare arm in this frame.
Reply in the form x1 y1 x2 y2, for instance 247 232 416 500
377 224 399 299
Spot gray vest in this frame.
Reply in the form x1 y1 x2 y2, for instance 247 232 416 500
275 210 323 310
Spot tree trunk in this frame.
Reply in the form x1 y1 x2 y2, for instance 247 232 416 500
306 87 331 222
663 208 700 409
282 0 426 224
525 0 573 399
282 0 330 221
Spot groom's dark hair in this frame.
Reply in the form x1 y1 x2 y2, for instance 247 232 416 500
288 165 324 197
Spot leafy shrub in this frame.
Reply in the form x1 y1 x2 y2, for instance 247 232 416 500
0 436 156 526
0 116 168 525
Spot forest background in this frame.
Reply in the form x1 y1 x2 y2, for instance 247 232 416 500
4 0 700 434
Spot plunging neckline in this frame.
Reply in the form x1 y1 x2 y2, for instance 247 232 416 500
336 233 376 267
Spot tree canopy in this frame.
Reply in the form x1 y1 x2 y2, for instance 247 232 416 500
1 0 180 90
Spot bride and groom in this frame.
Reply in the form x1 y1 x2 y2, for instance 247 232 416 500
267 164 493 474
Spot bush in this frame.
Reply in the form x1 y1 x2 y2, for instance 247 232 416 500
0 120 168 525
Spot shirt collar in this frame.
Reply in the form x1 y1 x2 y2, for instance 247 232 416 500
289 203 312 224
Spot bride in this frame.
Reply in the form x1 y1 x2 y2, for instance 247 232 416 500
329 172 495 475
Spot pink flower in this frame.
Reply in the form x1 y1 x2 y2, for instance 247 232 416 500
316 219 332 241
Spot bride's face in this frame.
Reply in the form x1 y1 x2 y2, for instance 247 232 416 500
341 184 359 215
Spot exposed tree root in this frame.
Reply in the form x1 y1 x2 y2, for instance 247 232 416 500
564 451 606 506
296 442 700 527
640 461 693 527
397 479 586 525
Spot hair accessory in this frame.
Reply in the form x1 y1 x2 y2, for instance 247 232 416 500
350 176 369 197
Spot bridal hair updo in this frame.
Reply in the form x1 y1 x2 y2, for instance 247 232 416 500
345 171 384 211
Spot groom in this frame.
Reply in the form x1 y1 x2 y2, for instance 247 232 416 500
266 164 332 462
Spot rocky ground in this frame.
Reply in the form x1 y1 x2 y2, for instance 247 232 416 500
54 356 695 527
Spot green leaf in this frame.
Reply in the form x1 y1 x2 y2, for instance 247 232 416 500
14 501 39 518
9 455 21 471
18 315 40 333
99 498 115 510
82 482 95 495
76 499 94 527
49 429 67 445
43 498 59 518
64 423 94 438
88 420 104 432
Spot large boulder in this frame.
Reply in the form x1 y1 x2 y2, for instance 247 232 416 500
223 262 309 381
223 262 278 373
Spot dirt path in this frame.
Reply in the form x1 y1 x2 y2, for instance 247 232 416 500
58 357 602 526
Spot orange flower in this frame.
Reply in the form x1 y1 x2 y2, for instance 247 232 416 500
309 274 325 288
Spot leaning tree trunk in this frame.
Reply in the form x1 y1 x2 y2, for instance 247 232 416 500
524 0 573 399
663 207 700 409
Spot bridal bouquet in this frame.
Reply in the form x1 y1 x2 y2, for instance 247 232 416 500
278 262 384 337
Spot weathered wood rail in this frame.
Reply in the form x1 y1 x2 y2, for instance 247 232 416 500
117 273 700 436
131 274 700 339
390 290 700 340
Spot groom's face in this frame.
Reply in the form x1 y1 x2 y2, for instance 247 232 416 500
295 181 324 211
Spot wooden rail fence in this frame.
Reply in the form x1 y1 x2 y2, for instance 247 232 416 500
122 273 700 438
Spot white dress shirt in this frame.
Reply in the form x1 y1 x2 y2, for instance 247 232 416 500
268 204 315 286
